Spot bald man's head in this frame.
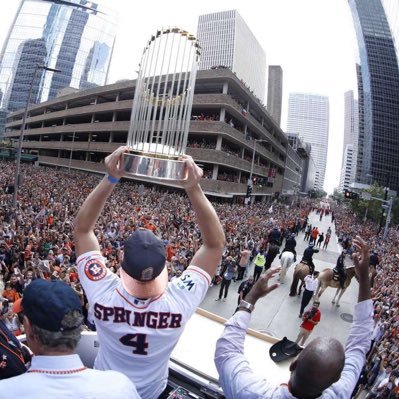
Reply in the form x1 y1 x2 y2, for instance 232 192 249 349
288 337 345 398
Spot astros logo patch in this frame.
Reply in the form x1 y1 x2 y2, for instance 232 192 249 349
84 259 107 281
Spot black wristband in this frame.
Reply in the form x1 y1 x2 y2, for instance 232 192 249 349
235 306 252 314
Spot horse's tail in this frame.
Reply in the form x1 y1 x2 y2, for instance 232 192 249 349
289 266 300 296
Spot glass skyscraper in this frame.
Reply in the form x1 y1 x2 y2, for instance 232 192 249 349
286 93 330 190
0 0 117 116
349 0 399 192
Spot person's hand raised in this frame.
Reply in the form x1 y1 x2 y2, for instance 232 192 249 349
352 235 370 280
245 267 281 305
180 155 203 190
104 146 129 180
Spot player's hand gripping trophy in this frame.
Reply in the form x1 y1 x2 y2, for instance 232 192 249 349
122 28 201 182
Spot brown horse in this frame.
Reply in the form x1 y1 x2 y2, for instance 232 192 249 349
289 261 310 296
316 266 357 307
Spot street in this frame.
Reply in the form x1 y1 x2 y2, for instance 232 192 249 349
200 210 359 345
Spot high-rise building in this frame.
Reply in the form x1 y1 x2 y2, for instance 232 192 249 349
349 0 399 191
0 0 117 115
339 145 355 192
382 0 399 60
286 93 329 190
197 10 266 102
339 91 358 191
267 65 283 126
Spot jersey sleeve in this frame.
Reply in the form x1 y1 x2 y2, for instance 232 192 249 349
77 251 119 303
166 265 211 320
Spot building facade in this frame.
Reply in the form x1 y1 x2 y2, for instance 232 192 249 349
197 10 267 103
382 0 399 61
339 144 355 191
286 133 314 194
267 65 283 127
286 93 329 190
0 0 117 124
339 91 358 191
282 144 303 198
4 69 287 200
349 0 399 192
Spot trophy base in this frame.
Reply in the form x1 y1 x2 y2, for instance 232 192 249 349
122 151 186 180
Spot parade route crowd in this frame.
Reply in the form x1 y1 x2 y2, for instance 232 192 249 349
0 159 398 397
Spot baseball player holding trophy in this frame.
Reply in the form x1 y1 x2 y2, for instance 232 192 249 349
74 28 225 399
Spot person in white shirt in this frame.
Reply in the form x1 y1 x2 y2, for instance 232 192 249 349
74 147 225 399
215 236 373 399
0 279 139 399
299 271 319 317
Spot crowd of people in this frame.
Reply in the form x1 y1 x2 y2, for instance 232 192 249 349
0 156 398 397
331 205 399 398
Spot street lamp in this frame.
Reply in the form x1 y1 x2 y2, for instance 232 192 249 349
246 138 268 204
12 64 62 206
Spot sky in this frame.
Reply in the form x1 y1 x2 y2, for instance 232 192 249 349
0 0 360 194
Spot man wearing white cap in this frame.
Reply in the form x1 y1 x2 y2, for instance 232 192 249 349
74 147 225 399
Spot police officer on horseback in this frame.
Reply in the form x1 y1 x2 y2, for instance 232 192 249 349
334 251 347 289
280 233 297 261
301 242 319 274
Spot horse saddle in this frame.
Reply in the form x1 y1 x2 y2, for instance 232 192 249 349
332 268 345 281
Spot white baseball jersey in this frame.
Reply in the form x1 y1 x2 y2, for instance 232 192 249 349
77 251 211 399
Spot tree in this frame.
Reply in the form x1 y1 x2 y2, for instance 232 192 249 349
349 183 385 223
332 189 344 204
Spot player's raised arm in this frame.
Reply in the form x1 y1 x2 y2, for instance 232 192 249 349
74 146 128 257
182 156 225 277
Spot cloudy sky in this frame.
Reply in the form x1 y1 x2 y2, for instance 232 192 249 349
0 0 359 193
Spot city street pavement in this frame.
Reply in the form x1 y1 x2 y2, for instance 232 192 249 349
200 210 359 345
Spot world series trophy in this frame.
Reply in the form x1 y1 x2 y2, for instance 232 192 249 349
123 28 201 180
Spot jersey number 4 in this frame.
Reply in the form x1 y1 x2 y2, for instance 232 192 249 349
120 333 149 355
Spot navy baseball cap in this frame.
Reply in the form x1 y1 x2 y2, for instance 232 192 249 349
22 279 83 332
120 229 167 298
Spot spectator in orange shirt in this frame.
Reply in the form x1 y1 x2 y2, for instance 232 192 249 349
47 214 54 227
309 227 319 245
2 281 20 303
166 241 176 262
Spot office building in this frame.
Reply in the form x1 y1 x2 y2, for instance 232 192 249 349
286 93 329 190
349 0 399 191
0 0 117 118
267 65 283 126
4 69 287 201
382 0 399 60
339 145 355 191
197 10 267 102
287 133 315 194
339 91 358 190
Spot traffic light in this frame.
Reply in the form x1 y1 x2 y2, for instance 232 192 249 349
344 189 359 199
246 185 253 197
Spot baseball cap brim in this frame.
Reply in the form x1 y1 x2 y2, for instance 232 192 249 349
120 265 168 299
269 337 303 363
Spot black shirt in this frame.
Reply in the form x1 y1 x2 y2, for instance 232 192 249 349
238 280 254 299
